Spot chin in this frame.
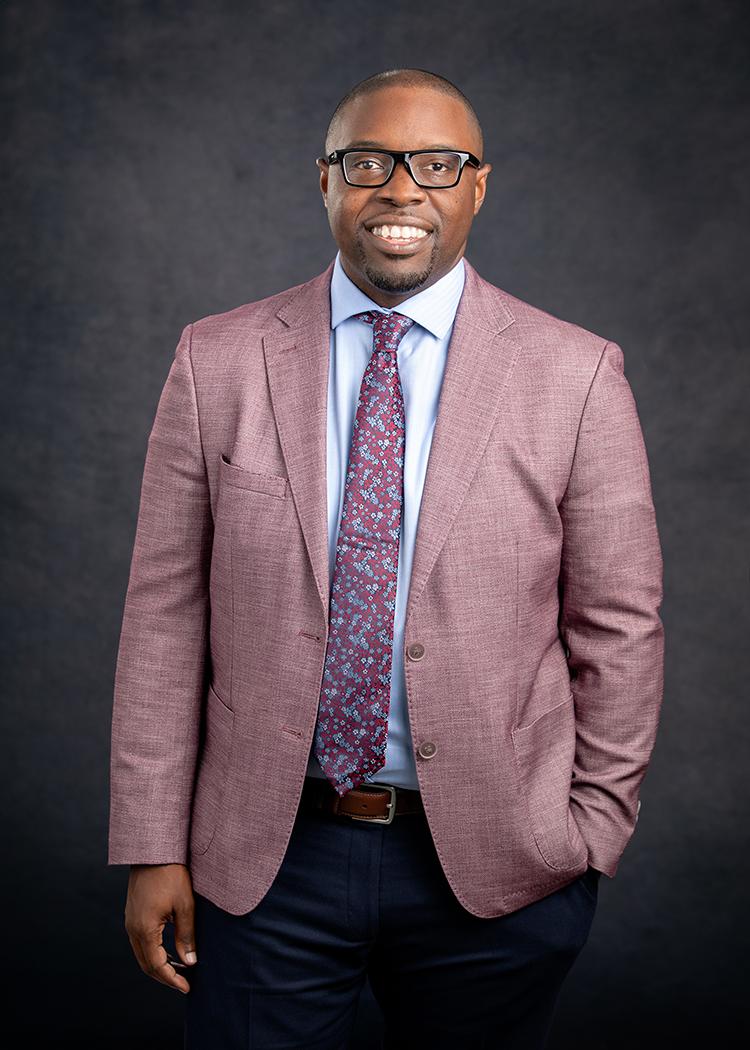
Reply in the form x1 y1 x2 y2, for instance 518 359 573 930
363 265 433 294
355 238 440 295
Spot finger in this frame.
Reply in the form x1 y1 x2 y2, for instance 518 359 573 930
130 922 190 994
149 949 191 994
173 891 198 967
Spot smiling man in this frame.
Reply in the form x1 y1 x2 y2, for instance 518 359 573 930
109 69 665 1049
319 77 490 304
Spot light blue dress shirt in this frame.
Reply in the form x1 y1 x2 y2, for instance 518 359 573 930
305 251 467 790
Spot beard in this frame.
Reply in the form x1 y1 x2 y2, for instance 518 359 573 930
356 234 440 293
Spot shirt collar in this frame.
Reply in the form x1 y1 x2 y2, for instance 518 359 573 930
330 250 466 339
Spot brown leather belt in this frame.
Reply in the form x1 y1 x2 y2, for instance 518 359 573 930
300 776 424 825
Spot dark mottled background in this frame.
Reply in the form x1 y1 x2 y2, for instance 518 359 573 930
2 1 747 1045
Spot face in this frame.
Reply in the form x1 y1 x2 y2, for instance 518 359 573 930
318 85 491 307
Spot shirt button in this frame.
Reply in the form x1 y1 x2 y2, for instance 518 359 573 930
407 642 425 661
418 741 438 759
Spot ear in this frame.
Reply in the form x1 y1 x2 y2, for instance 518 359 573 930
317 158 329 208
473 163 492 215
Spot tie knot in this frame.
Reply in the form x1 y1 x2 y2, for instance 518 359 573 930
354 310 415 350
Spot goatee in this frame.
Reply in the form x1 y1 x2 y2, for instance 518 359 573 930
362 264 433 293
357 235 439 294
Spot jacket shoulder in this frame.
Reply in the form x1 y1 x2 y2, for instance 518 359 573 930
474 268 615 364
187 276 313 345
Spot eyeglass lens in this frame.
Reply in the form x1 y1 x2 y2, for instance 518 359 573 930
342 151 463 187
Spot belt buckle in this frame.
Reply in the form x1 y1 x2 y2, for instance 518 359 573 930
349 783 397 825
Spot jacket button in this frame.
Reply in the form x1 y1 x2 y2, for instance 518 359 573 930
418 741 437 759
407 642 425 661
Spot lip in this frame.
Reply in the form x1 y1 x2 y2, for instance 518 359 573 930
364 215 434 233
365 226 432 254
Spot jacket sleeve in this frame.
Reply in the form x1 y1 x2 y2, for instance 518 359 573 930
559 341 665 878
107 323 213 865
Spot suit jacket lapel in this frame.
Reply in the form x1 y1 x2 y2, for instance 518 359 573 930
263 262 335 624
402 260 521 632
262 257 522 632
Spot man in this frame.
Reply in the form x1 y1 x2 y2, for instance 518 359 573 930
109 68 664 1048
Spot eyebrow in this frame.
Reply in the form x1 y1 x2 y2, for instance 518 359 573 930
340 141 463 151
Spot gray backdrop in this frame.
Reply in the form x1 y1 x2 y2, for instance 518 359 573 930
2 0 747 1045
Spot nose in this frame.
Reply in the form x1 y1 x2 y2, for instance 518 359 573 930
375 160 427 206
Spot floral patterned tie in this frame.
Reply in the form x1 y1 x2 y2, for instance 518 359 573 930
314 310 415 796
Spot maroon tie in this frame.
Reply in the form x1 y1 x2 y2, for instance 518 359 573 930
314 310 415 796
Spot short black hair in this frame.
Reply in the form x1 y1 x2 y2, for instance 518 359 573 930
324 68 484 158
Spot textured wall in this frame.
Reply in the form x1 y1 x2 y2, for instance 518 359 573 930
2 0 747 1044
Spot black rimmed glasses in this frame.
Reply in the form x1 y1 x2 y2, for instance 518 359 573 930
319 148 484 188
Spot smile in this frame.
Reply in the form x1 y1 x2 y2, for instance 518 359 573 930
366 225 432 252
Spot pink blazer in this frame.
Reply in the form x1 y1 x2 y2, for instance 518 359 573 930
108 258 665 918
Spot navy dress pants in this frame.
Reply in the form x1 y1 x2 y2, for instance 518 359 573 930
184 777 600 1050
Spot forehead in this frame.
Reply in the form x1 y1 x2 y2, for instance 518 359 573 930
334 85 480 153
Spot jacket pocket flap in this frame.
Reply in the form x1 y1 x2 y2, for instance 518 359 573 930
219 453 288 498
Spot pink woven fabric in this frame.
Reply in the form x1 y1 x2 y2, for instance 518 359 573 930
107 258 665 918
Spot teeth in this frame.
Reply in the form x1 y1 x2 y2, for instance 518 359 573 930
371 225 428 240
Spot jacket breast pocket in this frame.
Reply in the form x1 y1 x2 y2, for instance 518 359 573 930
189 683 235 857
511 693 587 870
219 453 288 499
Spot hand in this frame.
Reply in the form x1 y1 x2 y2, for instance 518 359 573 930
124 863 197 994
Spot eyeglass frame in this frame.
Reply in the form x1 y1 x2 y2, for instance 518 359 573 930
318 148 485 189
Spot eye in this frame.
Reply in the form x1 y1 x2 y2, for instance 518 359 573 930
352 158 385 171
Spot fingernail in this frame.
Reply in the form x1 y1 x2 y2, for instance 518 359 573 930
186 951 197 964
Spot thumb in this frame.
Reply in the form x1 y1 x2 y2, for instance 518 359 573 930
173 892 197 965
